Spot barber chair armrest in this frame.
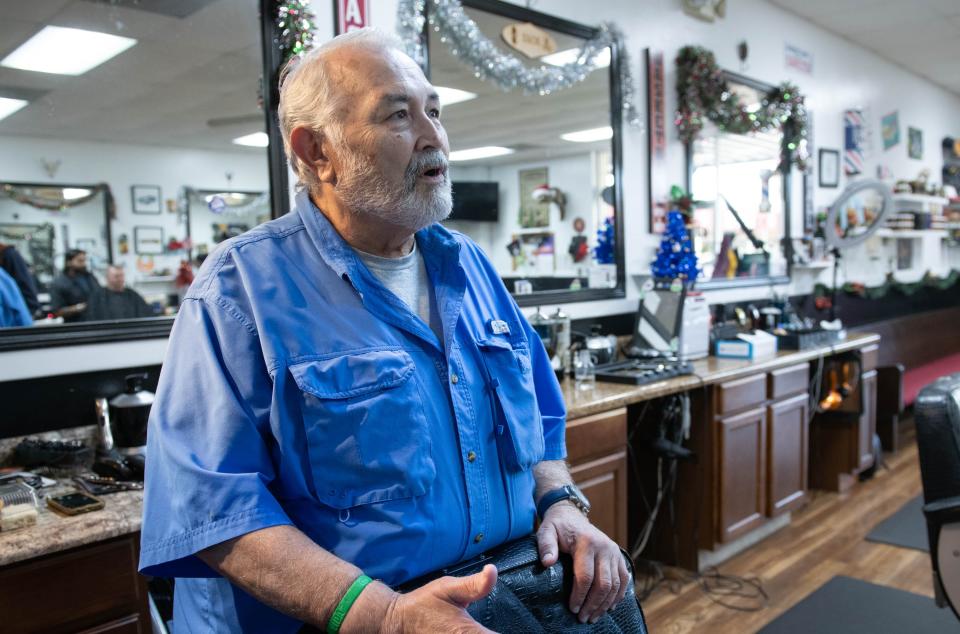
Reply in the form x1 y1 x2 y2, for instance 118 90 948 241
924 496 960 525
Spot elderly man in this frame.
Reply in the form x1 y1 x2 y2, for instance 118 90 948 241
85 265 153 321
139 29 627 632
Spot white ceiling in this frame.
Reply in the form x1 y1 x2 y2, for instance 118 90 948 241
767 0 960 96
0 0 265 153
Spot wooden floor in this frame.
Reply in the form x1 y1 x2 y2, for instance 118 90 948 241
641 424 933 633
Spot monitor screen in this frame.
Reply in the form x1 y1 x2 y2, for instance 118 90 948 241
633 285 685 354
449 181 499 222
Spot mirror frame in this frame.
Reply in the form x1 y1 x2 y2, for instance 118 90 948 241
184 187 269 261
423 0 626 307
684 70 793 290
0 0 289 352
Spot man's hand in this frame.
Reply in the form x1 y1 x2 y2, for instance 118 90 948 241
536 503 629 624
379 564 498 633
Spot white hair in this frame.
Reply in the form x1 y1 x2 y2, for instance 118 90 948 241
278 28 408 193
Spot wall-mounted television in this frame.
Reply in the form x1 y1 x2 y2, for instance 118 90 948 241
449 181 499 222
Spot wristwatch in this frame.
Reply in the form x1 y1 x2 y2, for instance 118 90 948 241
536 484 591 519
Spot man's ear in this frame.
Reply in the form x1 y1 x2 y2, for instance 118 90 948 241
290 127 337 184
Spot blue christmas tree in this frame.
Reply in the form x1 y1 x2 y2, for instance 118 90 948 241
651 210 699 283
594 217 615 264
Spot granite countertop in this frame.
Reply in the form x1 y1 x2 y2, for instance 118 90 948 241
562 331 880 419
0 487 143 567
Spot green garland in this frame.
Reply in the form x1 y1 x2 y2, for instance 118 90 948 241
275 0 316 65
814 270 960 300
675 46 809 170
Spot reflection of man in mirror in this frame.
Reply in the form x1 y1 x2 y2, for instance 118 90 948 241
141 28 627 633
0 243 41 317
50 249 99 321
85 265 152 321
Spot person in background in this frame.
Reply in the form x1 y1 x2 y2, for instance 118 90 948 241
85 265 153 321
50 249 99 321
0 267 32 327
0 243 40 316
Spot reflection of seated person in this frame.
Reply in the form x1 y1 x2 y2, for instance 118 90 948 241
50 249 100 321
86 265 153 321
0 267 32 327
0 243 40 316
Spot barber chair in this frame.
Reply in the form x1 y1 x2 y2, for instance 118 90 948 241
914 372 960 621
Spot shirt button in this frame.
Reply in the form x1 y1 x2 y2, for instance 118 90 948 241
467 451 477 463
450 373 459 384
474 533 484 544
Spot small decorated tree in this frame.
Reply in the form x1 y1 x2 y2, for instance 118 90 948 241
651 210 699 284
594 217 615 264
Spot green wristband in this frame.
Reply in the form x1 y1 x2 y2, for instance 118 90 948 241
326 574 374 634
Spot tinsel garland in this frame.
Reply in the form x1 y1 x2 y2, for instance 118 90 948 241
2 183 115 216
814 270 960 300
275 0 316 65
396 0 642 127
675 46 809 170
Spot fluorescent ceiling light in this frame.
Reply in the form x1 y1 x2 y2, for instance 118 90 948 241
1 26 136 76
0 97 28 122
449 146 514 162
434 86 477 107
62 188 92 200
561 126 613 143
541 47 610 69
232 132 269 147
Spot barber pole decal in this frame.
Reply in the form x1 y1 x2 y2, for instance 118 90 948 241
337 0 369 34
844 109 864 176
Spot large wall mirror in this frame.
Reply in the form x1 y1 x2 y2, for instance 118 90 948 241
0 0 284 349
424 0 626 305
686 71 793 288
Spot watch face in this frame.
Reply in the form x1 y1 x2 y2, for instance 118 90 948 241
566 484 591 513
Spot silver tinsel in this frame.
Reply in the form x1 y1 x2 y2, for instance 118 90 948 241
396 0 642 127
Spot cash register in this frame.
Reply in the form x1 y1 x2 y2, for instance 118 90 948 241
595 283 695 385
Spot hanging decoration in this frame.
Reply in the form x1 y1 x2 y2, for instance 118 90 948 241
396 0 642 127
275 0 317 65
814 270 960 301
674 45 809 170
651 210 699 284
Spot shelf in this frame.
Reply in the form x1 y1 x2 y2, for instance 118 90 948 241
793 260 832 270
134 275 176 283
875 228 948 239
892 193 949 205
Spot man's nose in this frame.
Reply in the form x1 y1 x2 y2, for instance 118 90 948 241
414 113 445 153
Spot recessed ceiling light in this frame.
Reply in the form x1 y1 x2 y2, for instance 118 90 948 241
0 97 28 122
1 26 136 76
232 132 269 147
434 86 477 107
449 146 514 162
541 47 611 69
561 126 613 143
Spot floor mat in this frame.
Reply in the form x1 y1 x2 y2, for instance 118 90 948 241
865 495 928 552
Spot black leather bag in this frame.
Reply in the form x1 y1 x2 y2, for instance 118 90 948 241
397 535 648 633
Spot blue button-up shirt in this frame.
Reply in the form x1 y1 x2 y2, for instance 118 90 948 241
139 190 567 632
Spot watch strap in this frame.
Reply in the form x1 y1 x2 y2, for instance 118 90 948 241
537 486 576 520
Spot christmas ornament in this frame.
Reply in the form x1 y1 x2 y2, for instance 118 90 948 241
396 0 642 127
674 45 809 170
651 210 699 284
275 0 316 65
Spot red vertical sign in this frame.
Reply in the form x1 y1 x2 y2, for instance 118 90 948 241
337 0 369 34
647 50 668 234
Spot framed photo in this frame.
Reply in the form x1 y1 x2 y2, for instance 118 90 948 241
818 149 840 188
518 167 550 228
908 126 923 160
134 226 164 255
131 185 162 214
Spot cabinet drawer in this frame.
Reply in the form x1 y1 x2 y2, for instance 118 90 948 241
716 374 767 415
769 363 809 400
566 408 627 465
861 344 879 373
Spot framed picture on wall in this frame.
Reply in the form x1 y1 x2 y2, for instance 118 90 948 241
131 185 162 214
134 226 164 255
818 149 840 188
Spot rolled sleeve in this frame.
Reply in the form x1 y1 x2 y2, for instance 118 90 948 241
139 297 292 578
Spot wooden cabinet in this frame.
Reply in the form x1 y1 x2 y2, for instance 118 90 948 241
767 392 809 516
566 408 628 549
0 534 149 633
717 406 767 541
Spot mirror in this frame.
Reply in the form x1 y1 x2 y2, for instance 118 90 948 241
687 72 793 288
185 188 270 265
425 0 625 305
0 0 275 342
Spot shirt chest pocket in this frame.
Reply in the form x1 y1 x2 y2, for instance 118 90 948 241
477 338 545 472
288 349 436 509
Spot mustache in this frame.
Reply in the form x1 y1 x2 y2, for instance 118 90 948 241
404 150 449 189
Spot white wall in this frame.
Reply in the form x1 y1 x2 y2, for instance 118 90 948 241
363 0 960 318
0 135 270 301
